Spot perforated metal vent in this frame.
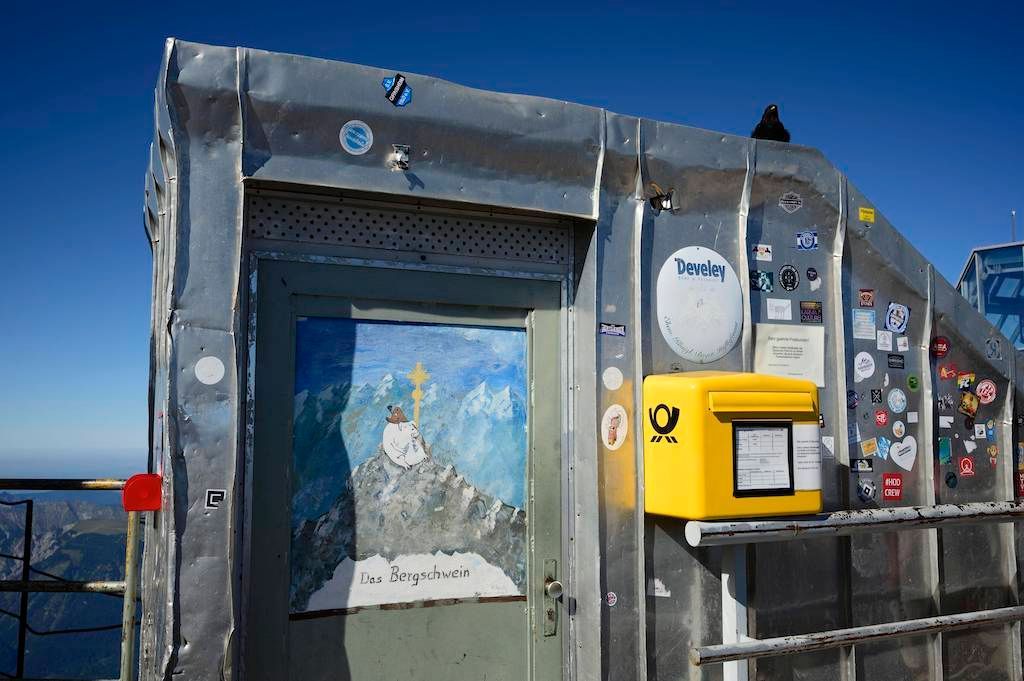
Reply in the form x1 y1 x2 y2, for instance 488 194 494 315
245 194 571 265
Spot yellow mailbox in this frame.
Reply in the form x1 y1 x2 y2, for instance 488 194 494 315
643 371 822 520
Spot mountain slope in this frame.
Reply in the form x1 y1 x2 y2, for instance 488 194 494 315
290 449 526 612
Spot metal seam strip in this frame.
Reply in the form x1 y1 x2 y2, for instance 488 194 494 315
631 115 648 681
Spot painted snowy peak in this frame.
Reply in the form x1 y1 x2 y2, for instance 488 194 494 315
291 374 527 524
289 448 527 612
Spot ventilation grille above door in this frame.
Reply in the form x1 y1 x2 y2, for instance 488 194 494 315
245 194 571 265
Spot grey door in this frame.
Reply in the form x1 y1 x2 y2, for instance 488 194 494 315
245 259 564 681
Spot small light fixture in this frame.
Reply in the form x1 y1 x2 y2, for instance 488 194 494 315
648 182 679 215
389 144 411 171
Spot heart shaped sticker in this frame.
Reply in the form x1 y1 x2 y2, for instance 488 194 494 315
889 436 917 472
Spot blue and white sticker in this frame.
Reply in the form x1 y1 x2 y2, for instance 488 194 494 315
795 230 819 251
887 388 907 414
339 120 374 155
885 302 910 334
382 74 413 107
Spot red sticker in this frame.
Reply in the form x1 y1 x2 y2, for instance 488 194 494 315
938 363 958 380
975 379 997 405
959 457 976 477
1016 472 1024 499
882 473 903 501
931 336 950 358
875 409 889 427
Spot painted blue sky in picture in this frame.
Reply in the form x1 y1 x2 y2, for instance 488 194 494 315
292 317 528 510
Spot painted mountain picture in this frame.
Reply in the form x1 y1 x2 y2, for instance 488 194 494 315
289 317 529 613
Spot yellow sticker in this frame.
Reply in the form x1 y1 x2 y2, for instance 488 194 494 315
859 206 876 223
860 437 878 457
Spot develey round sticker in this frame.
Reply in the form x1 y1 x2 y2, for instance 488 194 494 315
656 247 742 363
339 120 374 155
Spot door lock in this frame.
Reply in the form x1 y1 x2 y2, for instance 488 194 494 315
543 559 560 637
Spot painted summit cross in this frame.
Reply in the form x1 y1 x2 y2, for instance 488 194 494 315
407 361 430 426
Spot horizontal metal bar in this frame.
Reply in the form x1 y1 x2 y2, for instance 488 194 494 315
1 678 117 681
0 479 125 491
691 605 1024 666
0 580 126 595
684 501 1024 547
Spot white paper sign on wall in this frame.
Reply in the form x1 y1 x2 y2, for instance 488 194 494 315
656 246 743 364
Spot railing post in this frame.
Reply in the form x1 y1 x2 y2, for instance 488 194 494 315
16 499 32 679
119 510 140 681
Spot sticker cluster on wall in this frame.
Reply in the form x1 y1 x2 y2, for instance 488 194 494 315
931 334 1003 489
749 189 833 464
846 280 921 504
336 72 416 160
750 191 828 390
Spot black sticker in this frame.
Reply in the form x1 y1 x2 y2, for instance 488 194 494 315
870 389 882 404
750 270 774 292
945 471 958 489
599 323 626 337
205 489 226 510
851 458 874 473
383 73 412 107
800 301 823 323
779 265 799 291
887 353 905 369
806 267 818 281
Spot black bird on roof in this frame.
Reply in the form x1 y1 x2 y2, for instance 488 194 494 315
752 104 791 143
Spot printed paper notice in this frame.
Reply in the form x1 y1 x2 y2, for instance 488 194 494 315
793 423 822 490
766 298 792 321
735 425 791 492
754 323 826 387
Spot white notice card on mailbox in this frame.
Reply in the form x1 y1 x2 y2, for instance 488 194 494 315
793 423 822 491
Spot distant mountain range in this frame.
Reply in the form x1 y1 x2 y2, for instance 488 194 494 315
292 373 528 526
0 492 127 678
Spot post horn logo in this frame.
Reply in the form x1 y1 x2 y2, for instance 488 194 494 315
648 404 680 443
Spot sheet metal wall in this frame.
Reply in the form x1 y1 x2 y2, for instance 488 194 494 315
144 38 1024 681
842 183 937 681
746 146 848 681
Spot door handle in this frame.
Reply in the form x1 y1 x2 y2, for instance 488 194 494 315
543 559 560 637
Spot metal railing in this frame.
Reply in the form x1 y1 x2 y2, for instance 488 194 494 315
0 479 139 681
687 502 1024 667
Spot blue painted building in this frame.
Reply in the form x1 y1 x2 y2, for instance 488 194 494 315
957 242 1024 347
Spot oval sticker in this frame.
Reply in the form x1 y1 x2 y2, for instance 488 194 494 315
976 379 997 405
888 388 907 414
339 119 374 155
656 247 742 363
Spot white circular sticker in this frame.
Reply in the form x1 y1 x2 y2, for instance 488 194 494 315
602 367 624 391
892 420 906 438
195 356 225 385
339 120 373 155
853 352 875 383
601 404 628 451
887 388 907 414
656 247 742 363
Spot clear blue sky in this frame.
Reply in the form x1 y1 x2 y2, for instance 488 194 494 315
1 2 1021 475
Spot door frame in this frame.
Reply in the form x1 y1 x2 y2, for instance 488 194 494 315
239 249 578 681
